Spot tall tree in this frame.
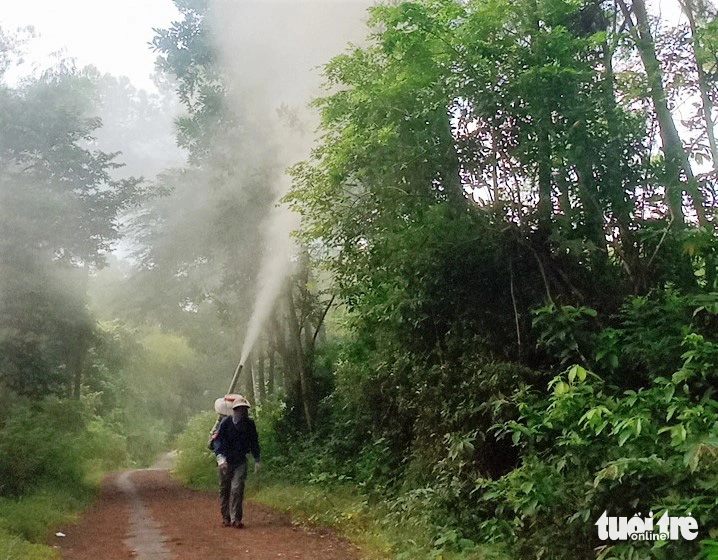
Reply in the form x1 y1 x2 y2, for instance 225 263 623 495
0 45 144 396
618 0 709 226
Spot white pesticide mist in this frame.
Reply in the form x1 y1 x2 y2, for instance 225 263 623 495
239 193 299 365
208 0 372 366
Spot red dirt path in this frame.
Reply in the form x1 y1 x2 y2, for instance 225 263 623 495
53 469 360 560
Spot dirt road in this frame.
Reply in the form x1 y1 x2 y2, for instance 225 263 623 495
53 464 360 560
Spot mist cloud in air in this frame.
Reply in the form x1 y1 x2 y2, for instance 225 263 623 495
208 0 371 365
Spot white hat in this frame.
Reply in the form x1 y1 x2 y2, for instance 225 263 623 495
213 394 248 416
231 395 251 409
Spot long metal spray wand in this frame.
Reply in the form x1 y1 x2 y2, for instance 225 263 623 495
226 361 244 395
209 362 244 441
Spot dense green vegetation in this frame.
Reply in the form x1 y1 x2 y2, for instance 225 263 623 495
160 0 718 558
0 397 126 558
174 409 508 559
0 25 194 556
251 0 718 557
4 0 718 558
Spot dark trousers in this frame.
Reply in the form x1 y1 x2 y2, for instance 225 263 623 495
219 460 248 523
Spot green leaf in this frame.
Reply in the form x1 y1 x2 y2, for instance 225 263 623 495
554 381 570 396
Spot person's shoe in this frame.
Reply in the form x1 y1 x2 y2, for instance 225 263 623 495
222 520 232 527
232 521 245 529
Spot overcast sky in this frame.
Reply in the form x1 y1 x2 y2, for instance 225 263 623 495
0 0 179 91
0 0 692 94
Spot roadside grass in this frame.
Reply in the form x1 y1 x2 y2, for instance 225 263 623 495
0 395 168 560
247 478 510 560
0 483 95 560
172 411 218 492
0 527 59 560
173 412 511 560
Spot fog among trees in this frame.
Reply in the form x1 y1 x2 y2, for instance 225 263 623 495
2 0 718 557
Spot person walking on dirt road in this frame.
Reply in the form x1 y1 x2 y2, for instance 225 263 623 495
212 396 261 528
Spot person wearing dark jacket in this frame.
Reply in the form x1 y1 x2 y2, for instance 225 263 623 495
212 396 261 528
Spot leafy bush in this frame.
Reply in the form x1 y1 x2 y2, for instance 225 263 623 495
594 290 699 386
0 528 58 560
253 398 289 468
173 411 218 491
123 416 169 468
251 478 510 560
0 399 87 496
0 398 111 560
0 485 89 542
0 394 130 496
477 355 718 559
80 418 130 483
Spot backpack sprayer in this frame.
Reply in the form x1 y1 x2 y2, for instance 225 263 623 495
207 361 244 449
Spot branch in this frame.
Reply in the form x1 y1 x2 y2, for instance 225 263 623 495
646 217 674 271
509 257 522 358
529 245 556 306
310 294 337 354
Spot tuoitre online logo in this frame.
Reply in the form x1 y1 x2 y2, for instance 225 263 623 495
595 511 699 541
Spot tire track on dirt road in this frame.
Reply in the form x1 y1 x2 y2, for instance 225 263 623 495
55 456 360 560
116 470 172 559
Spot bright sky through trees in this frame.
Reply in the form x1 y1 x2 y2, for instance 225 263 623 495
0 0 688 93
0 0 179 91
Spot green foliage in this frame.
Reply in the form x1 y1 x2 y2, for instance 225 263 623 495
3 1 718 559
267 0 718 555
173 411 218 491
0 399 84 497
253 399 288 467
0 46 148 399
151 0 223 162
0 65 163 535
251 478 510 560
254 282 718 559
0 483 92 559
115 326 193 444
279 5 718 552
0 398 124 560
88 321 218 467
533 304 598 366
0 528 58 560
0 485 89 542
0 65 145 270
477 344 718 559
604 290 695 381
0 397 128 498
0 253 92 396
80 419 130 482
703 539 718 560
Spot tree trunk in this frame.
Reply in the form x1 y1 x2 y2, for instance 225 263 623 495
440 110 466 210
267 345 275 395
619 0 708 226
575 162 608 256
285 285 313 432
270 311 290 395
244 359 254 402
681 0 718 178
601 32 642 290
277 360 285 395
310 294 336 354
303 319 313 353
537 126 553 230
530 2 553 233
69 262 91 399
256 338 266 402
70 333 86 399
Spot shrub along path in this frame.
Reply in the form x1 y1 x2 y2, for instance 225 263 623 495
53 462 359 560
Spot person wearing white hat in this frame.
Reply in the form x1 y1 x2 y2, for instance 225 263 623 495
213 395 261 528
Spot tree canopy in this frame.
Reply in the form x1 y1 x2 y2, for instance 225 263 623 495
2 0 718 557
